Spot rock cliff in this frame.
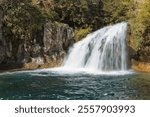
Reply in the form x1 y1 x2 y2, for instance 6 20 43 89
0 20 75 70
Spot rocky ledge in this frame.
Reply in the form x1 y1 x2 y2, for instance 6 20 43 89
0 20 75 71
132 60 150 72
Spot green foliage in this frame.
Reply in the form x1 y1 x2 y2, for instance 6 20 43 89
129 0 150 50
102 0 135 24
1 0 150 59
75 26 92 41
32 0 56 20
53 0 104 30
1 0 47 40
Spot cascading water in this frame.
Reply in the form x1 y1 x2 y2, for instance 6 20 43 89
63 22 128 71
0 22 142 101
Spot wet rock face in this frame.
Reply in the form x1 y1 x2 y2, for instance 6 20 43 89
43 21 75 55
0 9 5 64
0 21 75 70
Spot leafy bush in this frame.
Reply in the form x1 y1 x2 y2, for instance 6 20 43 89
75 26 92 41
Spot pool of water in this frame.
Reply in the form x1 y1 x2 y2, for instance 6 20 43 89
0 68 150 100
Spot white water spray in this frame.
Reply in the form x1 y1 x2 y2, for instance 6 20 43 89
63 22 128 71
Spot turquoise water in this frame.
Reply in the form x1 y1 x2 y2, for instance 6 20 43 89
0 68 150 100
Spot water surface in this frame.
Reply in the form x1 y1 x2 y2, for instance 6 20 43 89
0 68 150 100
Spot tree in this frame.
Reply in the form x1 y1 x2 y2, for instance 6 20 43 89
1 0 47 41
102 0 135 24
53 0 104 30
129 0 150 50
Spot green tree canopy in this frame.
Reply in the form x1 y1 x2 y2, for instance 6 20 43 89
1 0 47 40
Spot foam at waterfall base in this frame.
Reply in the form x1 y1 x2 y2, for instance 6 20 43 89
0 67 134 76
44 67 134 75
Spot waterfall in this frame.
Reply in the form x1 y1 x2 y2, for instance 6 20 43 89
63 22 128 71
